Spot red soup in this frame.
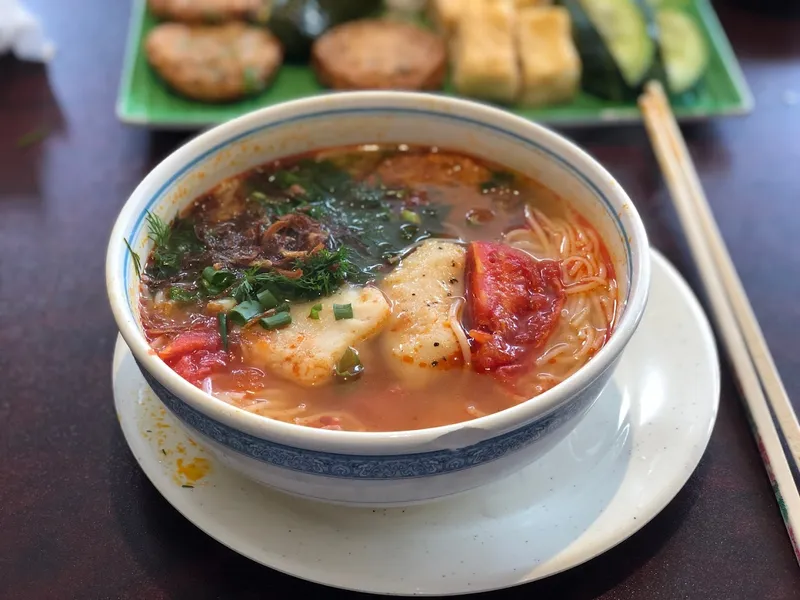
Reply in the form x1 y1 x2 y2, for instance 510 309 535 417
133 145 619 432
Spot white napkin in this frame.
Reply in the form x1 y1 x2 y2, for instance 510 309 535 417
0 0 54 62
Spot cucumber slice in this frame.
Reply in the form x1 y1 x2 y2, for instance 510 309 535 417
560 0 663 101
580 0 656 87
657 8 708 94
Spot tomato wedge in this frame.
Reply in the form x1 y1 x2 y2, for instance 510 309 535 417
465 241 564 373
158 327 226 386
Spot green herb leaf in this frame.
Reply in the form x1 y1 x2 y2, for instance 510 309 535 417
230 267 259 302
146 211 170 246
249 246 363 301
260 312 292 330
245 159 449 272
124 238 142 278
335 347 363 381
145 212 204 280
228 300 263 325
169 287 198 303
333 303 353 320
218 312 229 352
308 303 322 319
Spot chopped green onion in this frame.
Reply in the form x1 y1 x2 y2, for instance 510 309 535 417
275 302 290 313
401 209 421 225
124 238 141 278
309 303 323 320
333 303 353 320
256 288 278 310
335 347 363 381
260 312 292 330
202 266 217 281
218 312 229 351
201 267 236 295
228 300 263 325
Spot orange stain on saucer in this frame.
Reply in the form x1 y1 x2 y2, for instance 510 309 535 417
139 388 212 487
176 457 211 485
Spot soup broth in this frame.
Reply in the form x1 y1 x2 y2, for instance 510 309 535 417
136 145 618 432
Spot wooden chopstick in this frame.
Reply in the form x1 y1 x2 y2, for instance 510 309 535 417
639 81 800 563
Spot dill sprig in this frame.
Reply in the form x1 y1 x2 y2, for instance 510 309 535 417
145 211 171 246
231 267 260 303
123 238 142 278
231 247 363 303
144 211 203 280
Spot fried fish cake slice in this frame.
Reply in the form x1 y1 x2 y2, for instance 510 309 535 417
380 241 467 389
145 22 282 102
240 286 392 387
311 20 446 91
148 0 270 23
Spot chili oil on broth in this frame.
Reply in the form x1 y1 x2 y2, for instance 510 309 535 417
137 144 619 433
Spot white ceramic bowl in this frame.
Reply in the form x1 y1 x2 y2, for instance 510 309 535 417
107 92 650 507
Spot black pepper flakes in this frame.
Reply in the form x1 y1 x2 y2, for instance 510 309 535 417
449 278 458 284
434 342 440 347
431 360 438 367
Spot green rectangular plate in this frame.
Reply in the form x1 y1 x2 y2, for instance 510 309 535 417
117 0 753 129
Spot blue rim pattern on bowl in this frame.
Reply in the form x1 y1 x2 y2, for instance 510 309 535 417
139 362 595 479
122 107 633 308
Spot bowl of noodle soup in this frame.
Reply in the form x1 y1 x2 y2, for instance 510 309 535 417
107 92 650 506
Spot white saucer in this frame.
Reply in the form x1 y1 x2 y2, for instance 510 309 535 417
113 250 719 596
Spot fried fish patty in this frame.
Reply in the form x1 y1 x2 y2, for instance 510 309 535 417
145 22 282 102
147 0 270 23
311 20 446 91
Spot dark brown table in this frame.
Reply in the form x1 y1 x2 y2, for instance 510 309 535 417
2 2 799 598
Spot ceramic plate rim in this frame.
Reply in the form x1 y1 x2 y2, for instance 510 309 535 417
112 249 720 595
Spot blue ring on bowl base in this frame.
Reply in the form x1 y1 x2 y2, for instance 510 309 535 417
139 363 595 480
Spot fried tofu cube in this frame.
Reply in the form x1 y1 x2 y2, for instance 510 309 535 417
450 0 520 104
514 0 552 7
516 6 581 107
